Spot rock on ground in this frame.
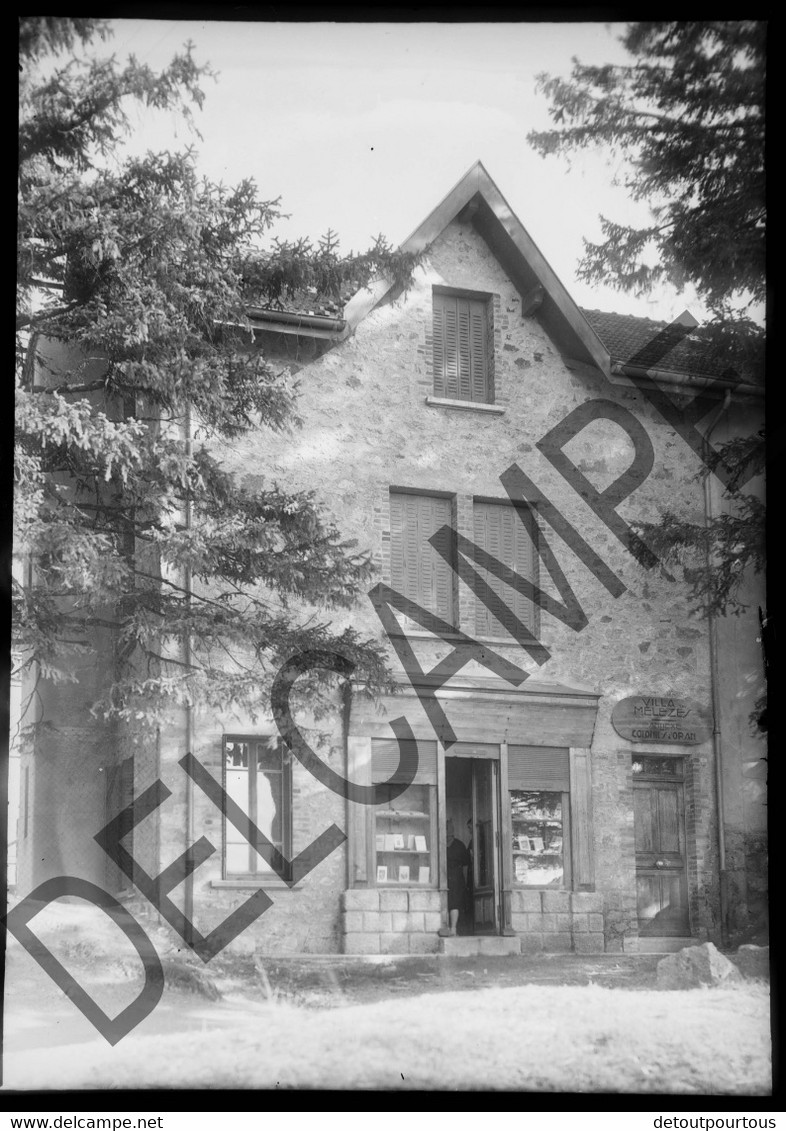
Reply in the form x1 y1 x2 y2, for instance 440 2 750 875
657 942 742 990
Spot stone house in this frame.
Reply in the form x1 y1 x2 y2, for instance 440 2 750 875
16 162 766 958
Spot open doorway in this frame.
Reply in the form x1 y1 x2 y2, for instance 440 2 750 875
445 751 501 935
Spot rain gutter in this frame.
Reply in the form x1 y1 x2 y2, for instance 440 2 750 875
611 361 763 399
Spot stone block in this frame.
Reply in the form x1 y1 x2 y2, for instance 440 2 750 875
391 912 409 932
656 943 742 990
520 891 543 913
343 933 381 955
571 914 589 933
525 914 544 933
424 911 441 932
574 933 605 954
408 889 440 912
363 912 380 932
342 911 364 934
542 932 572 953
377 912 393 933
556 914 572 933
518 933 544 954
409 933 439 954
406 912 425 932
588 914 605 933
542 891 571 913
540 913 557 933
341 889 380 912
379 932 410 955
510 890 526 913
733 944 769 981
379 890 408 912
570 892 604 914
510 914 527 934
623 936 640 953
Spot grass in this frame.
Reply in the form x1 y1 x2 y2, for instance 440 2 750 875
3 981 771 1094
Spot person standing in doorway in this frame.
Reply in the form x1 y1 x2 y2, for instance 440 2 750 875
464 817 475 929
446 819 471 936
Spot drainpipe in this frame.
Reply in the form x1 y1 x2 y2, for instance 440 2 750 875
183 403 195 945
704 389 732 947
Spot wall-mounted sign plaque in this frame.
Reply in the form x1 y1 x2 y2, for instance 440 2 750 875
611 696 711 745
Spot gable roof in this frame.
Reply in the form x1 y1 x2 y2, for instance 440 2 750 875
248 162 762 392
342 160 611 375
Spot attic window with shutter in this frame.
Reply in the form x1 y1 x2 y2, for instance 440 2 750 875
432 289 493 404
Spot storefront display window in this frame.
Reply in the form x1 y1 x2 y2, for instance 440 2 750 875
374 782 436 885
372 739 437 886
509 790 565 887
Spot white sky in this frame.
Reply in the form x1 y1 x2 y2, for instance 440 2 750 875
95 19 708 322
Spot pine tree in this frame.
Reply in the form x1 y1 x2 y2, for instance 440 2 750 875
528 21 767 729
16 18 418 729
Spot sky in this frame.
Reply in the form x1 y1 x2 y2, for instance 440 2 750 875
81 19 710 321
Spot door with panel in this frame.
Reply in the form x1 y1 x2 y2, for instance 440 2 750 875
633 756 690 936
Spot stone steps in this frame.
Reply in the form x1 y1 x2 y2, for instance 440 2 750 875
438 935 522 956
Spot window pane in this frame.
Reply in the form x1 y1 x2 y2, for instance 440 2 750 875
224 737 290 877
374 782 434 886
632 756 684 778
225 843 250 875
510 790 564 887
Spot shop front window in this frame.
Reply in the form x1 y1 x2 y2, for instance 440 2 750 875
510 790 566 887
372 739 437 886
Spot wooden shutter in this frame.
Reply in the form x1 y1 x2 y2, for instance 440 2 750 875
389 491 453 622
433 292 488 402
372 738 438 784
473 501 537 637
569 747 595 890
508 746 570 790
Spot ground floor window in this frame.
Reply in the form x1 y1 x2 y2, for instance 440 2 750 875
223 735 291 878
508 745 571 888
510 791 566 887
372 739 437 886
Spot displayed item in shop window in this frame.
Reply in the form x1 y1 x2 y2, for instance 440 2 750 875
398 865 410 883
418 866 430 884
375 835 385 852
415 835 428 852
384 835 396 852
406 834 416 850
393 834 405 850
377 865 388 883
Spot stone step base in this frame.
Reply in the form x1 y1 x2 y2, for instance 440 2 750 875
439 935 522 956
635 936 695 953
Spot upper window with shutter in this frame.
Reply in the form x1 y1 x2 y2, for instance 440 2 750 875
432 289 492 403
389 490 455 626
472 500 538 639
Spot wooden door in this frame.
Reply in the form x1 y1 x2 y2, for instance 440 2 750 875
633 778 689 936
471 759 500 934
